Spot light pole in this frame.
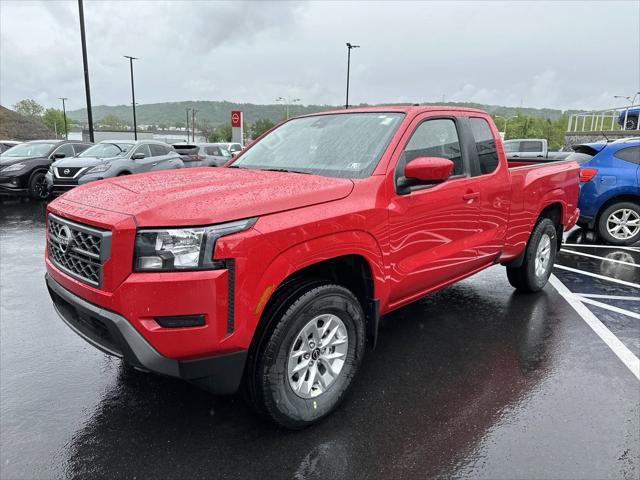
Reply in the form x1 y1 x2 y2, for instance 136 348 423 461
78 0 94 142
345 42 360 109
124 56 138 140
59 97 68 140
185 108 190 142
495 115 517 136
276 97 300 120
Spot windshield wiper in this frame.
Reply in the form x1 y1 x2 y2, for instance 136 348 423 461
261 168 310 174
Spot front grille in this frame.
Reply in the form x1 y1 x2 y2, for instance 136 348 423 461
47 213 112 287
55 167 84 178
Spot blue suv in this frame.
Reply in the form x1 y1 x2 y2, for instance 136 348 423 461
572 138 639 245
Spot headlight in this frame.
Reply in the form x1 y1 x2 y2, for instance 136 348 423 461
134 218 256 271
2 163 25 172
87 164 110 174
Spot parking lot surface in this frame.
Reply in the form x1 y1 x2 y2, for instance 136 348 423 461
1 198 638 480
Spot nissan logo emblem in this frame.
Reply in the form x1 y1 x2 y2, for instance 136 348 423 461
63 168 71 175
57 225 74 253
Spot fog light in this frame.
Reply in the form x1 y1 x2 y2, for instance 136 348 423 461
155 314 205 328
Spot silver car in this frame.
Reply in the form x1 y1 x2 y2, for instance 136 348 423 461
46 139 183 195
172 142 232 167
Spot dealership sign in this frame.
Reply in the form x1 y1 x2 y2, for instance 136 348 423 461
231 110 243 144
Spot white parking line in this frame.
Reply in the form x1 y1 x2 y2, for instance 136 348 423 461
575 294 640 301
554 264 640 289
575 296 640 319
562 243 640 252
561 249 639 267
549 275 640 380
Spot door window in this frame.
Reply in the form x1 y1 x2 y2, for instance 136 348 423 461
205 146 222 156
150 144 169 157
469 117 499 174
133 144 152 158
403 118 463 175
53 144 75 158
73 143 91 155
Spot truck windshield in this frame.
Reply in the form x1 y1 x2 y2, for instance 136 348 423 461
232 112 404 178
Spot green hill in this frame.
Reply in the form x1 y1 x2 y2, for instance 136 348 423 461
66 100 576 127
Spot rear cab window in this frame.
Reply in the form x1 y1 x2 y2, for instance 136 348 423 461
520 141 542 152
469 117 499 174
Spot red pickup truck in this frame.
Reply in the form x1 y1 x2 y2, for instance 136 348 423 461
45 106 579 428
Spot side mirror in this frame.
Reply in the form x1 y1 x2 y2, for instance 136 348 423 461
131 152 146 160
52 153 66 159
398 156 454 194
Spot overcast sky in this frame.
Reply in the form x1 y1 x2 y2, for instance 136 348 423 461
1 1 639 112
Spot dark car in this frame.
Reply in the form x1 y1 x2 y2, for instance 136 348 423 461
172 142 231 167
0 140 91 199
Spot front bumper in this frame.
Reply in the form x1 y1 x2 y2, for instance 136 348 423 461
46 273 247 394
0 173 28 195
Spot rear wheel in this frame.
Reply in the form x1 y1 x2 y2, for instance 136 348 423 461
28 171 49 200
598 202 640 245
249 283 365 429
507 218 557 292
625 117 638 130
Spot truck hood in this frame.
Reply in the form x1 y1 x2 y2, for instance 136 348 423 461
54 167 354 226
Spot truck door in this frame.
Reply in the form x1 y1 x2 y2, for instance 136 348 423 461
466 116 511 263
387 115 483 306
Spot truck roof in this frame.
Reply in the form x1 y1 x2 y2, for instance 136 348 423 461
298 105 489 118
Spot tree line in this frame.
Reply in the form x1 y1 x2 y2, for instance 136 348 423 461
13 98 569 149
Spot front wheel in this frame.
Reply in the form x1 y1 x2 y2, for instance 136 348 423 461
28 171 49 200
507 218 558 292
625 117 638 130
598 202 640 245
250 283 365 429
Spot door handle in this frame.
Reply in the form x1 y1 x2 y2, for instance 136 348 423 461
463 191 480 202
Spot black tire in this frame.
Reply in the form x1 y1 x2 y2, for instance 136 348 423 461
625 117 638 130
597 202 640 246
507 218 558 293
249 282 365 429
28 170 49 200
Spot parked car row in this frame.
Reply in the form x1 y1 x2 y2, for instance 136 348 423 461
0 139 236 199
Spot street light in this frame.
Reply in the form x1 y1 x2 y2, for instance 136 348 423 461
124 56 138 139
276 96 300 120
58 97 68 140
345 42 360 109
495 115 517 136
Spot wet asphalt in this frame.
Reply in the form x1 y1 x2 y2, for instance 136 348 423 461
1 198 638 480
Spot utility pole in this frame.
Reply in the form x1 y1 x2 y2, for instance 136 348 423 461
345 42 360 109
185 108 190 142
59 97 68 140
192 109 198 141
78 0 94 142
124 56 138 140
